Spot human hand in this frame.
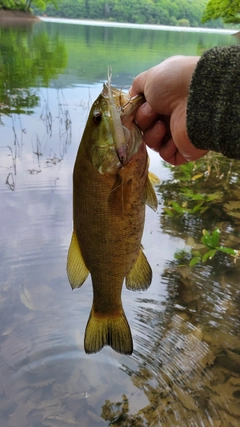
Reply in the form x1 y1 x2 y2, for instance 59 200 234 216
130 56 208 165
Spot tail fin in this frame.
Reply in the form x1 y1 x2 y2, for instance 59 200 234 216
84 307 133 355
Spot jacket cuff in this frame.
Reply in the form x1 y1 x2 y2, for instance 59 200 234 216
187 45 240 159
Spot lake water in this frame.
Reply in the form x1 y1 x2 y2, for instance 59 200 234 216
0 17 240 427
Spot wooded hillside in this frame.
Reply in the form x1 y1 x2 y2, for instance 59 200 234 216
0 0 226 28
36 0 213 28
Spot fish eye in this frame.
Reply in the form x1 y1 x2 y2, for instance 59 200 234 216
93 112 102 124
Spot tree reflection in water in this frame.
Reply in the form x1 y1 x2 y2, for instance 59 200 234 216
0 23 67 116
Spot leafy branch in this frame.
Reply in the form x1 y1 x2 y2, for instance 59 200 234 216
202 0 240 24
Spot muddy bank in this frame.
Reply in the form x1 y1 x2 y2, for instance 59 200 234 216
0 9 39 21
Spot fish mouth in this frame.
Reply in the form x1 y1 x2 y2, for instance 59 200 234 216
120 93 145 137
120 94 145 162
103 77 145 166
96 82 145 174
121 94 145 117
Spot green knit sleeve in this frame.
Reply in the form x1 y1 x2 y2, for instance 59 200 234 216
187 45 240 160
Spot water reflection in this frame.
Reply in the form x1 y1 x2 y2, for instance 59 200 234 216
102 259 240 425
0 19 240 427
0 22 67 115
108 154 240 425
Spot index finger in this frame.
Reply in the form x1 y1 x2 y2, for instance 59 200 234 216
129 71 148 97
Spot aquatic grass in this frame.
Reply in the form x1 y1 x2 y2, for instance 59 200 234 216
0 116 24 189
40 98 53 137
32 134 43 169
1 85 74 191
57 89 72 157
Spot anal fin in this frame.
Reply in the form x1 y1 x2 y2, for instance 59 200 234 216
126 249 152 291
67 230 89 289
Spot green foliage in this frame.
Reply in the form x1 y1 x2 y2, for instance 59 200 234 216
164 188 222 217
0 0 26 10
32 0 212 28
163 161 224 217
178 18 190 26
29 0 60 11
0 0 60 11
190 228 239 266
202 0 240 24
160 152 240 269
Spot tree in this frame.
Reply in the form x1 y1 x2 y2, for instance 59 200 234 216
0 0 59 11
27 0 59 11
0 0 26 10
202 0 240 24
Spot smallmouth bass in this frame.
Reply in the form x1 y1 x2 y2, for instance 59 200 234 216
67 74 159 355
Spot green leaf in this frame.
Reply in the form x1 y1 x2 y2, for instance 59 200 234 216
201 229 220 249
192 173 204 180
189 256 201 267
217 246 237 256
191 250 202 257
191 194 205 201
199 206 208 214
171 202 186 214
192 202 204 213
202 249 217 262
205 191 223 202
181 188 205 201
163 208 174 217
211 228 220 247
201 234 213 249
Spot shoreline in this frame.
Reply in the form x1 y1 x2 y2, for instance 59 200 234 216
0 9 39 21
39 16 235 35
0 11 237 35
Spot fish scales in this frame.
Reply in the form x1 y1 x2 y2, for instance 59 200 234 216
67 78 158 355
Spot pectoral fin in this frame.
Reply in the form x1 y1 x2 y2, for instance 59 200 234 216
146 175 158 211
67 231 89 289
126 249 152 291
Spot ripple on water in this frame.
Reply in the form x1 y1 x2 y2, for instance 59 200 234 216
1 342 149 427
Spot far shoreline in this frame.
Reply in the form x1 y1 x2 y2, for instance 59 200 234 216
0 11 237 36
39 16 235 35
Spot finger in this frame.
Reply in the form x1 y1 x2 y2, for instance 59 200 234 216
142 121 167 152
158 138 188 166
158 138 208 165
135 102 159 131
129 71 148 97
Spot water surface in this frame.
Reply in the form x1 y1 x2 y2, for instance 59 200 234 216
0 19 239 426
